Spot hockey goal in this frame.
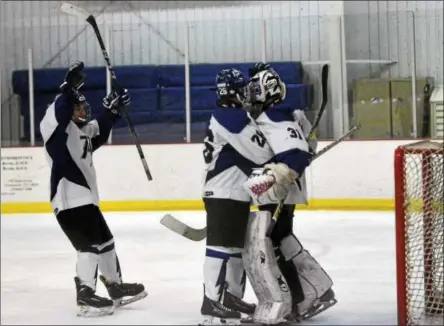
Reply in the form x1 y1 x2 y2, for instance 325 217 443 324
395 140 444 325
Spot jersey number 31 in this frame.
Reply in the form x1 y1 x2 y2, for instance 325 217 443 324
287 127 303 140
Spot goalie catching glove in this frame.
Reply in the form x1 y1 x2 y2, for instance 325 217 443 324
244 163 298 204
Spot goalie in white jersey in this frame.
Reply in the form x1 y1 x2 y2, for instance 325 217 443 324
39 62 147 317
244 63 337 321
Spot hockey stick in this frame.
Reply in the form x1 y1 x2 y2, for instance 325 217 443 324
265 64 329 237
160 214 207 241
160 123 361 241
60 3 153 181
307 64 329 141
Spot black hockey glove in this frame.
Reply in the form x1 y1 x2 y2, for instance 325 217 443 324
60 61 86 92
103 88 131 115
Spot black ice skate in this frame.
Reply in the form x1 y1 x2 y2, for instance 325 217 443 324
283 307 303 324
199 285 241 325
99 275 147 307
74 277 114 317
301 288 338 320
222 285 256 324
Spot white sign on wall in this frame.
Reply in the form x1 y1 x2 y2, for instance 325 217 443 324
0 149 49 203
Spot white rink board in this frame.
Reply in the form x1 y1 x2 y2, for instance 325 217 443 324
0 140 424 204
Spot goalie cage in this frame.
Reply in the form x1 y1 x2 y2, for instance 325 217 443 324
394 140 444 326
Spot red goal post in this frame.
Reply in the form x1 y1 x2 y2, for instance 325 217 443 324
394 140 444 326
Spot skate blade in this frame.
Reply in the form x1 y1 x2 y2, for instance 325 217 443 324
301 298 338 320
77 305 114 317
240 318 262 325
241 316 290 325
199 315 241 325
282 313 303 324
114 290 148 307
240 316 254 323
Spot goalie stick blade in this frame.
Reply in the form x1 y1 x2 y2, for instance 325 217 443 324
160 214 207 241
60 3 90 20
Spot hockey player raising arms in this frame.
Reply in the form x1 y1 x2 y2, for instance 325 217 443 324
39 62 147 317
244 63 337 321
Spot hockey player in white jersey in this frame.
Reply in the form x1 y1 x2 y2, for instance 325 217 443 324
200 68 286 325
244 63 337 321
39 61 147 317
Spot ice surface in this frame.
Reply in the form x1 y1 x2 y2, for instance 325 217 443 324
1 210 398 325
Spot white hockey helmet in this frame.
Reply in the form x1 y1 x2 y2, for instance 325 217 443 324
248 69 286 110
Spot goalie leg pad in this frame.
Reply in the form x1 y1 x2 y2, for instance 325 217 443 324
275 249 305 308
243 211 292 324
258 204 295 243
280 235 333 315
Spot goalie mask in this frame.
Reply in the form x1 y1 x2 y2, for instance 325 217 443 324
72 90 91 128
215 68 249 108
247 69 287 118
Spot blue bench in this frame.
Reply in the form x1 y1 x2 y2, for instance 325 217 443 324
12 61 311 143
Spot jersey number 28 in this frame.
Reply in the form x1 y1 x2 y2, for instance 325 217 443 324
251 130 266 147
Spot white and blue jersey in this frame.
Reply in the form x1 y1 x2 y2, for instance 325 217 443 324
255 107 316 205
39 92 118 214
202 107 274 202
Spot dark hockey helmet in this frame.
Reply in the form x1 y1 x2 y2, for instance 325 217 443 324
72 90 91 128
215 68 249 108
